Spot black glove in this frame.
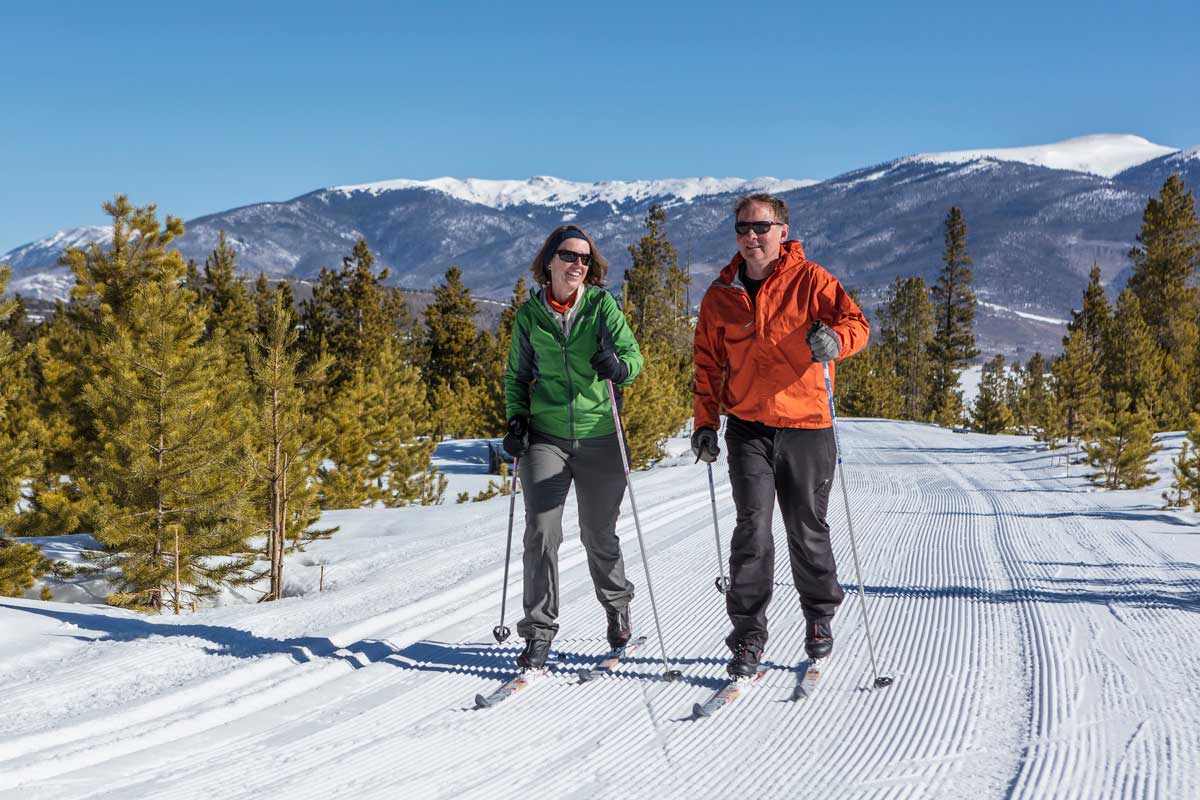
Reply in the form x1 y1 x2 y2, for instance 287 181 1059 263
691 427 720 463
591 346 629 384
807 321 840 363
503 415 530 459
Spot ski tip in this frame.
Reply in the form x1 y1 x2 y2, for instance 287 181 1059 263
577 669 595 682
474 694 491 709
874 676 894 688
692 703 710 718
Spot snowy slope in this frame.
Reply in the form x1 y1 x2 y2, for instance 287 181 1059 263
2 421 1199 799
327 175 818 206
908 134 1176 178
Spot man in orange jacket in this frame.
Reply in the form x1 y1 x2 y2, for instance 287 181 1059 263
692 193 869 678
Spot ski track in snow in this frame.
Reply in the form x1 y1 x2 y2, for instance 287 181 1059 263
2 421 1199 799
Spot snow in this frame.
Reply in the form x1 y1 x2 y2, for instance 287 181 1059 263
907 134 1177 178
4 420 1200 798
327 175 819 207
978 300 1070 326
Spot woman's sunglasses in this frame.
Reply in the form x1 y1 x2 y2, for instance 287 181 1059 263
734 221 784 236
555 250 593 266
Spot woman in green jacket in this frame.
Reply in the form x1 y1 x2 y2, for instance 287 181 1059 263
502 224 644 672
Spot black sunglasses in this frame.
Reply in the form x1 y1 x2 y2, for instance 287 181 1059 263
555 249 593 266
735 221 784 236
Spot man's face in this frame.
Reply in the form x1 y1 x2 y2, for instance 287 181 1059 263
736 201 788 273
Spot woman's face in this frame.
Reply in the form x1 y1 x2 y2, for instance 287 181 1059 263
548 236 592 301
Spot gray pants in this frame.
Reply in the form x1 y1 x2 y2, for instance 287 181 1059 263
517 430 635 642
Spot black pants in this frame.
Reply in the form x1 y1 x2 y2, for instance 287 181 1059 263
724 415 844 653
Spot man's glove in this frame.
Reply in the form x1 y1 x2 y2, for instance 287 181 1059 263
807 321 841 363
691 427 720 463
591 345 629 384
503 415 530 459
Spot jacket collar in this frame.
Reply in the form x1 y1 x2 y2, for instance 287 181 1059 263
715 240 808 286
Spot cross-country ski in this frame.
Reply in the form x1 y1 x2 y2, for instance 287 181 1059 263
576 635 648 682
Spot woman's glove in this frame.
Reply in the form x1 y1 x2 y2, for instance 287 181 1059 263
591 346 629 384
503 415 530 459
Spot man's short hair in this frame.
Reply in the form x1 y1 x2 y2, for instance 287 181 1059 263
735 193 789 225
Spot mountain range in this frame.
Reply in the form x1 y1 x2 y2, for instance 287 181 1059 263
5 134 1199 359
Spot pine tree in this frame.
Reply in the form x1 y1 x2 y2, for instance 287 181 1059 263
423 266 489 437
1015 352 1064 446
835 340 904 419
877 276 936 420
1103 290 1163 419
1066 264 1112 357
198 231 257 359
481 276 529 433
1085 393 1160 490
1127 175 1200 342
618 205 693 466
0 265 46 595
300 239 410 387
1184 417 1200 512
927 207 979 424
246 293 337 601
972 355 1016 434
86 264 255 613
1162 439 1194 509
1052 327 1103 444
623 205 691 352
367 338 445 506
314 366 379 510
18 197 186 538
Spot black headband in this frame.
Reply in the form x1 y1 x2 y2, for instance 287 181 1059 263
544 229 590 268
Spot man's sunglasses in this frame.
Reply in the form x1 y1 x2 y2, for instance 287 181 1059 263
555 250 593 266
735 221 784 236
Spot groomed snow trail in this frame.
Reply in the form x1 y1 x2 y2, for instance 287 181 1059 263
2 420 1198 799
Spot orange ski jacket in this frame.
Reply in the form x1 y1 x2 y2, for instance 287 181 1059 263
693 240 870 430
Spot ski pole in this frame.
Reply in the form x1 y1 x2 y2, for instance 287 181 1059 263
492 456 520 643
706 463 731 594
822 362 893 689
606 380 683 681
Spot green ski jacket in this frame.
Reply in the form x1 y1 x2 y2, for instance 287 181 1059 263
504 285 643 440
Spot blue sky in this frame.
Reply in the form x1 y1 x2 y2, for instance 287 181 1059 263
2 0 1198 252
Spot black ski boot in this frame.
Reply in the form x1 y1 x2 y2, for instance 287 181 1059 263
727 641 762 678
517 639 551 671
805 621 834 659
606 606 632 650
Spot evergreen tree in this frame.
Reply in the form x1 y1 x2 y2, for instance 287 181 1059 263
300 239 410 387
246 293 336 601
1127 175 1200 342
198 231 257 358
623 205 691 351
877 276 936 420
1184 418 1200 512
1016 352 1064 446
480 276 529 433
927 207 979 424
1052 327 1103 444
972 355 1016 434
1085 393 1161 490
0 265 46 595
18 197 187 538
834 340 904 419
1163 439 1194 509
315 366 379 510
1066 264 1112 357
86 267 255 613
1103 290 1163 419
367 339 445 506
423 266 489 437
619 206 693 466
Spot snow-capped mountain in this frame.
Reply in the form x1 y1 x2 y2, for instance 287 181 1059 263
4 133 1197 357
907 133 1177 178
